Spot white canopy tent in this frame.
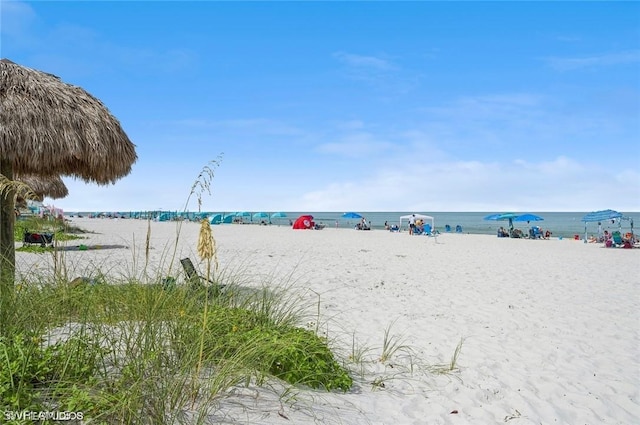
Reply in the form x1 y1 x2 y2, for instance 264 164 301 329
399 214 434 230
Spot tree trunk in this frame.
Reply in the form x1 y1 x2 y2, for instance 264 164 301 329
0 158 16 334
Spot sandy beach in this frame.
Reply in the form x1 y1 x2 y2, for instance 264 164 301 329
15 218 640 425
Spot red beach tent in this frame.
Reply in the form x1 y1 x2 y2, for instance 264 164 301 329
292 215 315 229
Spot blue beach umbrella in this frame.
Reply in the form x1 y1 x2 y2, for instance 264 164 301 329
234 211 250 223
252 212 269 220
342 212 363 219
484 213 519 233
271 212 287 224
514 213 544 223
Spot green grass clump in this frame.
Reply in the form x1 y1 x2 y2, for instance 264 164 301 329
0 330 108 416
196 306 353 391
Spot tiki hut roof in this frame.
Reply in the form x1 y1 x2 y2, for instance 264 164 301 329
0 58 137 184
16 174 69 201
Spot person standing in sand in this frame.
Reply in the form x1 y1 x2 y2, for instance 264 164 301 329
409 214 416 235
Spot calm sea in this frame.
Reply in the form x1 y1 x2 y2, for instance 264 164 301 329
65 211 638 239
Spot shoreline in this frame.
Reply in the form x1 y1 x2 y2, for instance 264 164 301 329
51 210 639 239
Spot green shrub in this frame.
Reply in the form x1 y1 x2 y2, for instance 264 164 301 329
197 307 353 392
0 330 106 413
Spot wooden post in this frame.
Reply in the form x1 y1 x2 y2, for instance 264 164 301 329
0 158 16 334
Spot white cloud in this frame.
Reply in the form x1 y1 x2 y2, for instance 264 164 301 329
333 52 395 71
0 1 37 39
315 133 396 157
49 154 640 213
544 50 640 71
290 156 640 212
331 51 420 93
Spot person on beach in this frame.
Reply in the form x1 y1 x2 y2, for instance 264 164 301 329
409 214 416 235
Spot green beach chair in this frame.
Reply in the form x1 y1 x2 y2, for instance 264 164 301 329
611 231 624 247
180 257 224 295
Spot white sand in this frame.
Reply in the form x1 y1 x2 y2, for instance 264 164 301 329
16 218 640 424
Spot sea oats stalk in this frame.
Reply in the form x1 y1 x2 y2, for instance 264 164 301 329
144 218 151 283
166 156 223 276
196 218 218 379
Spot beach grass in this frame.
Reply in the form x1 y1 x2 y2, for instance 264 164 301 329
2 261 354 423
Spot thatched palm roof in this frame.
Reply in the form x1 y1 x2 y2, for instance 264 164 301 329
0 58 137 183
16 174 69 201
1 58 138 291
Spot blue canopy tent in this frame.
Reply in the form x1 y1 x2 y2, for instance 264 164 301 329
581 209 623 241
621 216 635 235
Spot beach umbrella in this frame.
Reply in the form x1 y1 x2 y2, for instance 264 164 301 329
270 212 287 225
483 213 519 232
234 211 250 223
342 212 363 219
581 209 623 241
0 58 137 302
252 212 269 222
513 213 544 223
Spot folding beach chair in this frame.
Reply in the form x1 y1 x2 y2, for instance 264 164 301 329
180 257 224 294
611 231 624 247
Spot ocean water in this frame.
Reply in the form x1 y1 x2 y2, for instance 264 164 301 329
65 211 638 239
290 211 637 238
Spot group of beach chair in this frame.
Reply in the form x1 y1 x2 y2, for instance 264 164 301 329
413 224 433 236
444 224 463 233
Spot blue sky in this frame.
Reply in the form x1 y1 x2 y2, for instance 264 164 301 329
3 1 639 212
